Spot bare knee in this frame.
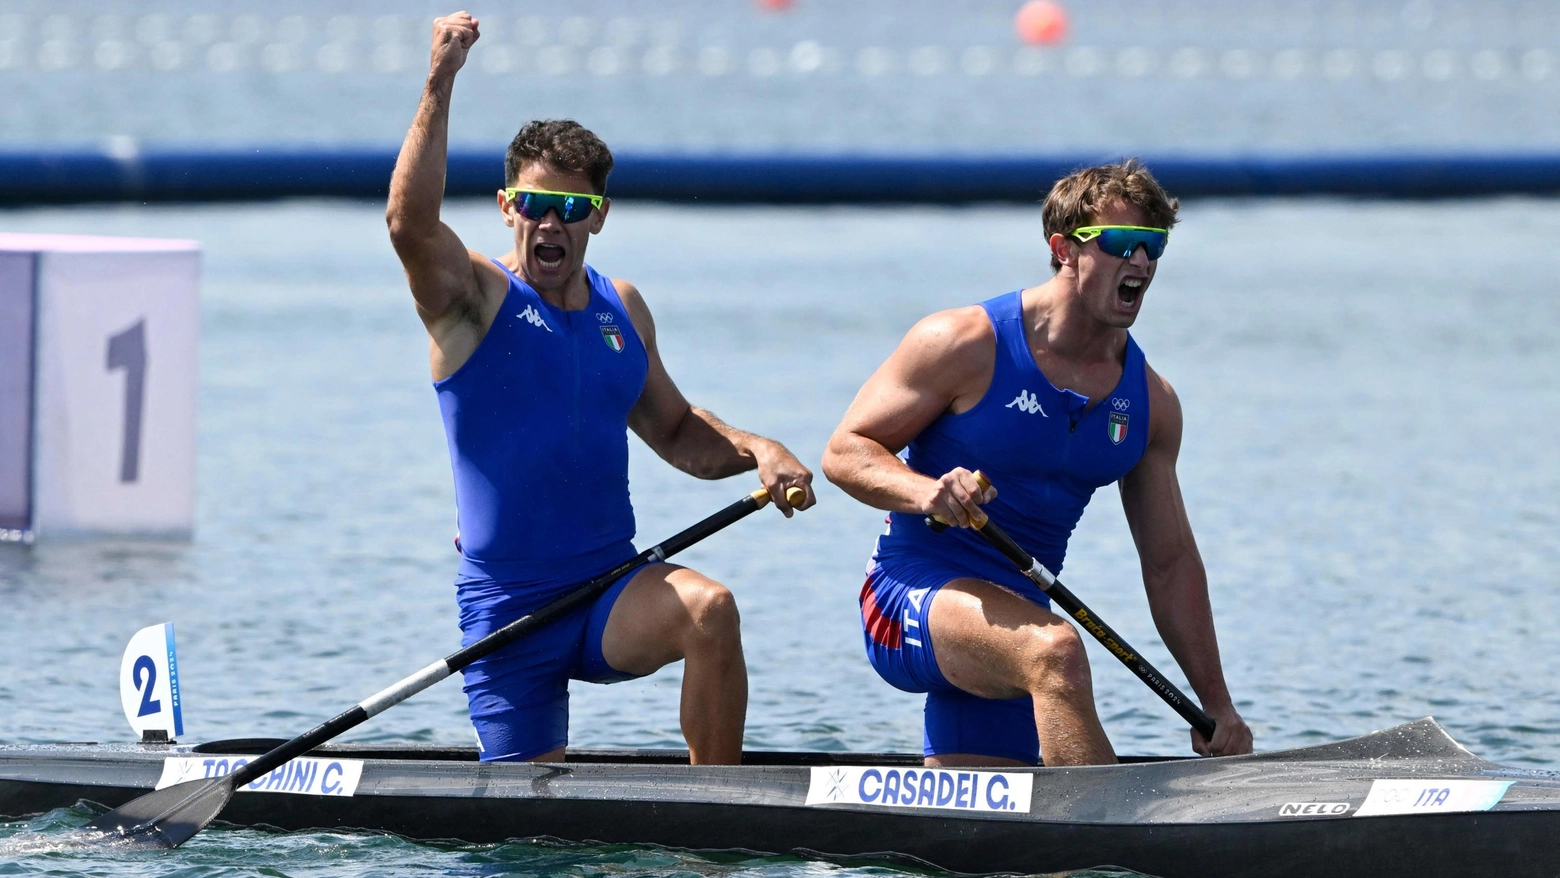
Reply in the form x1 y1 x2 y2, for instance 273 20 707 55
679 580 741 653
1020 623 1092 698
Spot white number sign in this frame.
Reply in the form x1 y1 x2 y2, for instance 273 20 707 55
0 233 198 540
120 622 184 739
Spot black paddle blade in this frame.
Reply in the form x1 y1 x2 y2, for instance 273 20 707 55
84 777 235 849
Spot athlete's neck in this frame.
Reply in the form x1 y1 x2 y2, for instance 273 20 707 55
1023 277 1127 364
501 254 592 311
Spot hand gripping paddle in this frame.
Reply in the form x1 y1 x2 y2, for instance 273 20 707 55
927 471 1216 740
88 485 804 849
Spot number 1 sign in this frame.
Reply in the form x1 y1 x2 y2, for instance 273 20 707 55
0 233 198 541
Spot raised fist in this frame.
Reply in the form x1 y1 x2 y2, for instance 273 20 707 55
429 11 480 76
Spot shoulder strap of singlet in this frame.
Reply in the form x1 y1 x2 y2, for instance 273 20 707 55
1120 333 1145 395
584 264 648 355
978 291 1032 380
1123 333 1144 373
586 264 624 310
488 258 532 299
1120 333 1151 442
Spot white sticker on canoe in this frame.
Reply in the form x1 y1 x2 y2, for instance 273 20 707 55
1353 779 1512 817
805 766 1033 813
157 756 364 797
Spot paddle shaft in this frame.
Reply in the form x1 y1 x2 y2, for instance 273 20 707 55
926 469 1215 740
226 487 775 789
960 515 1216 740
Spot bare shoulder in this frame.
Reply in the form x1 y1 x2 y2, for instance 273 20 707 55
470 250 510 294
610 277 656 341
898 305 995 373
611 277 646 311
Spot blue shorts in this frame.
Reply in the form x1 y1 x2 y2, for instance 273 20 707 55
458 565 653 761
860 554 1050 765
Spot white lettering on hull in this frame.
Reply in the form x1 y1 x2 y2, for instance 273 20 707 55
156 755 364 797
805 766 1033 813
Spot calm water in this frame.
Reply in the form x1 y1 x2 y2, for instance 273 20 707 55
1 197 1559 875
5 2 1560 874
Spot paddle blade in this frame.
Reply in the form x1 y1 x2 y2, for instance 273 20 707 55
84 777 234 849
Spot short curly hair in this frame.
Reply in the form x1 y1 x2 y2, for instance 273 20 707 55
504 119 614 195
1043 159 1179 271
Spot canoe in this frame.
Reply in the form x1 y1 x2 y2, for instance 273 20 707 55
4 718 1559 877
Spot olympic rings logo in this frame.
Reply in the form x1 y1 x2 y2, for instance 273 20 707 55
1110 398 1130 411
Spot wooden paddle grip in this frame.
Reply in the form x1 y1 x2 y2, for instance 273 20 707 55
926 469 993 531
753 487 806 509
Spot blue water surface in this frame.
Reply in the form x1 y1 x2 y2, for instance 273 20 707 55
1 197 1558 876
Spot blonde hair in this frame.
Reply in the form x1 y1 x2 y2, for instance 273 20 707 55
1043 159 1179 270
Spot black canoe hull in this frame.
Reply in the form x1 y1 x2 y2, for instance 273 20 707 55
6 778 1560 877
6 719 1560 877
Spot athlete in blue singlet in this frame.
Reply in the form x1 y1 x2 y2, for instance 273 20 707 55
386 12 814 765
824 160 1252 767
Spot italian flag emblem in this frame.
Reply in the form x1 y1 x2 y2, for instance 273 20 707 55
600 325 625 352
1107 412 1129 445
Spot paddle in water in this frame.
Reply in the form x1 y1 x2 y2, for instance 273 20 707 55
87 485 805 849
927 472 1216 741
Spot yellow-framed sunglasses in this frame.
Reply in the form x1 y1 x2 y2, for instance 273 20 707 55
502 188 604 224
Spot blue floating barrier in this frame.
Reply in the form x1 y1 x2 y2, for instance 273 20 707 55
2 147 1559 204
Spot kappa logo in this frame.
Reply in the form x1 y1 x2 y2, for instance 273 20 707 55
1279 802 1351 817
1005 389 1047 416
517 304 552 332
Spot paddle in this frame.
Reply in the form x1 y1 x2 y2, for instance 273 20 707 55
927 472 1216 740
88 485 804 849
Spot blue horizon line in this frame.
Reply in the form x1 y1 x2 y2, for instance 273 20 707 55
3 146 1560 203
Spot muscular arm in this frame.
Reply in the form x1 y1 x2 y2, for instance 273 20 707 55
386 12 502 376
1119 368 1253 756
617 280 814 514
822 308 997 528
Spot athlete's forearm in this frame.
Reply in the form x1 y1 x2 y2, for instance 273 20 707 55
1144 559 1236 713
386 73 455 242
822 433 938 514
658 407 767 479
388 13 477 243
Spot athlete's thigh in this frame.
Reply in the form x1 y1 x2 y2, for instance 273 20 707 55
926 578 1073 701
599 563 728 677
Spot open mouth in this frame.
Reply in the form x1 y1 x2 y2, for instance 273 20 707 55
533 243 566 269
1117 276 1145 307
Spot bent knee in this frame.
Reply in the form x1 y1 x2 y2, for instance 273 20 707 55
1022 623 1092 693
680 580 742 644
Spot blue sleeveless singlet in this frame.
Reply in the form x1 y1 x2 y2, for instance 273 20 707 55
872 289 1151 592
434 263 651 760
860 290 1154 763
436 262 649 609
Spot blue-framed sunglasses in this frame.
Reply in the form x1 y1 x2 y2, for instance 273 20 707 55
1071 225 1169 260
503 188 604 224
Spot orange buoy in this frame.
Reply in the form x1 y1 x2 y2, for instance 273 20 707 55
1014 0 1068 45
756 0 795 11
